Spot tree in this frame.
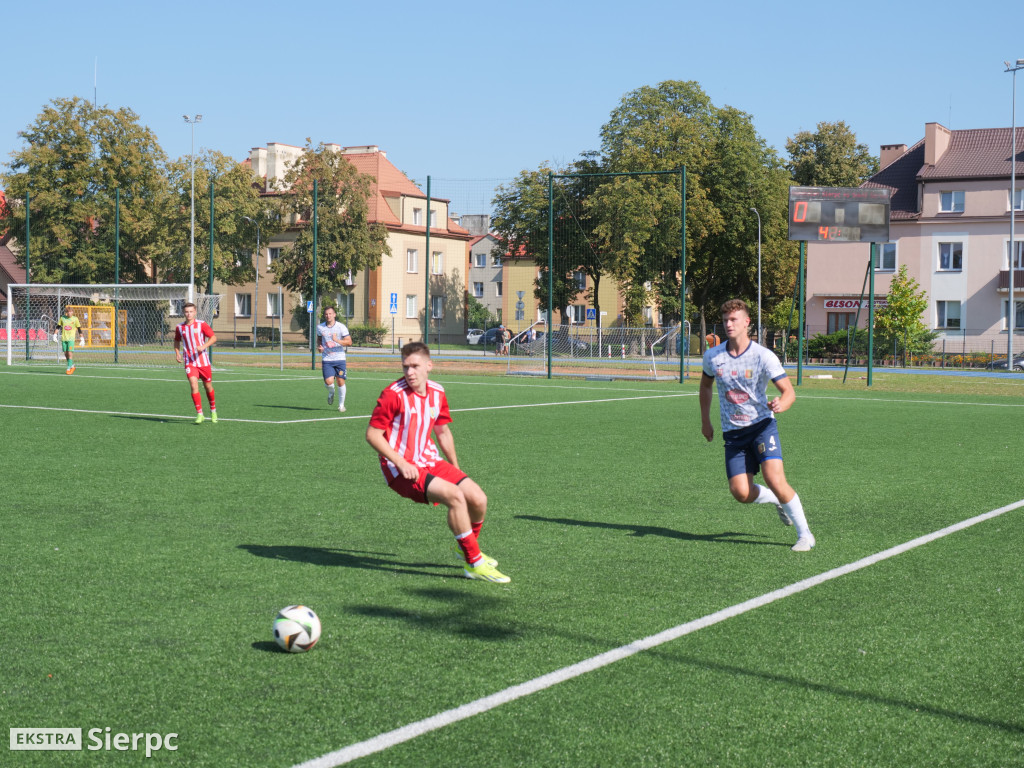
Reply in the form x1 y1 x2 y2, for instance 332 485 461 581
164 149 281 290
786 121 879 187
597 81 792 339
272 140 391 308
0 96 173 283
872 264 935 361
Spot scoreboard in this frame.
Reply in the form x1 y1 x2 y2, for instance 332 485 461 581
788 186 890 243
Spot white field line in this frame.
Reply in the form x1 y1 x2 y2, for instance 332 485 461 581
0 394 693 424
292 498 1024 768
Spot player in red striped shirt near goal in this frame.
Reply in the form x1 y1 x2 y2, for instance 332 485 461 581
366 342 510 583
173 302 218 425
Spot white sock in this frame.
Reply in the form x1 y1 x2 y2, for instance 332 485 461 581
782 493 811 538
338 383 346 406
325 381 335 394
753 484 780 506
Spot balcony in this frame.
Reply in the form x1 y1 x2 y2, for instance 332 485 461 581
997 270 1024 291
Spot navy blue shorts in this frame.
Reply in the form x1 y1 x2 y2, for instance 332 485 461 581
723 418 783 479
322 359 347 381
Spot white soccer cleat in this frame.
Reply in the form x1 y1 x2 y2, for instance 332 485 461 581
338 405 346 413
791 534 816 552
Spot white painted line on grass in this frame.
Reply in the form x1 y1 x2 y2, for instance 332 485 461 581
292 497 1024 768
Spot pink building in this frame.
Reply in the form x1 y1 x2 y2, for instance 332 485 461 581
806 122 1024 354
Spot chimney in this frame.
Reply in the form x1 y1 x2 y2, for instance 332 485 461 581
924 123 952 166
879 144 907 170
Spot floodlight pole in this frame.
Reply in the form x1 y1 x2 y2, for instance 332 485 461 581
750 207 762 342
183 114 202 301
1006 60 1024 367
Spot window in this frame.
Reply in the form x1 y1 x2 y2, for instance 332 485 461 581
938 242 963 271
496 281 503 297
1012 189 1024 211
267 247 279 269
431 295 444 320
936 300 961 329
827 312 855 334
266 292 281 319
234 294 251 318
939 190 965 213
573 270 586 290
169 299 185 317
492 254 502 267
473 282 484 298
405 295 417 318
1003 299 1024 329
412 208 423 226
874 243 896 271
336 293 354 319
474 253 486 268
431 251 443 275
406 249 418 273
569 305 586 324
537 309 548 324
429 209 437 227
1008 240 1024 269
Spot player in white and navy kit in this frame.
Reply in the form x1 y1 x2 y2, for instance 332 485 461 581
317 306 351 412
174 302 218 424
699 298 815 551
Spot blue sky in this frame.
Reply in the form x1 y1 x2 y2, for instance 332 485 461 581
3 0 1022 216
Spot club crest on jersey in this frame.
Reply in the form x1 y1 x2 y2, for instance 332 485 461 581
429 405 440 420
745 369 753 378
716 367 725 376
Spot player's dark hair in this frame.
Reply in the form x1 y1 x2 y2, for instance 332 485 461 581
720 298 749 317
182 302 196 310
401 341 430 359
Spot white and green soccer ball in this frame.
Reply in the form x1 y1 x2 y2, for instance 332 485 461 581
273 605 321 653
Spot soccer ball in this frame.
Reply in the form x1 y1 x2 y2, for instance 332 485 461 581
272 605 321 653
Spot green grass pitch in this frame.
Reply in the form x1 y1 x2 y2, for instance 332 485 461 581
2 363 1023 766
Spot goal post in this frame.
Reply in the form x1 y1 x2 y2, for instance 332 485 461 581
5 283 197 368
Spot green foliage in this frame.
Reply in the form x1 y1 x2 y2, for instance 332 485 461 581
273 140 391 301
466 294 495 329
786 120 880 187
874 265 934 355
164 149 278 289
0 96 173 284
348 324 388 346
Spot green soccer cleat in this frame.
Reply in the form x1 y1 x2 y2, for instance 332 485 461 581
194 413 205 424
210 410 218 424
463 561 510 583
453 545 497 568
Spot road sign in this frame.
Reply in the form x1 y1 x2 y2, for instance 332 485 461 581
586 308 596 320
389 292 398 314
517 290 525 300
515 300 525 311
306 301 313 313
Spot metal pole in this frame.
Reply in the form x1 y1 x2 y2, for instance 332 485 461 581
244 216 260 348
279 287 284 371
750 207 761 343
1007 60 1023 366
680 168 686 383
424 176 431 343
547 172 554 379
797 241 805 385
114 188 120 364
311 179 318 370
868 243 876 387
183 115 201 301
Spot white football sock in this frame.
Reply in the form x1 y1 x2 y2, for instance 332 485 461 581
325 381 335 394
753 484 780 506
782 493 811 538
338 383 346 406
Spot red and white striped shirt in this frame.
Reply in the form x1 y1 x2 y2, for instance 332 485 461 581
174 320 214 367
369 378 452 480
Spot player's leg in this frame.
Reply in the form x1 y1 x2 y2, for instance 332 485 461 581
427 474 508 583
336 363 347 412
323 363 336 406
187 374 204 422
203 377 217 422
761 458 814 550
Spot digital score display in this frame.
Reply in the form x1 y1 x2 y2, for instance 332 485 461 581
788 186 890 243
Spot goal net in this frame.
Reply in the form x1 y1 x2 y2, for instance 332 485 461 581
5 284 211 368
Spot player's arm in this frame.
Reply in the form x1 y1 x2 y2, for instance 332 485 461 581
768 375 795 414
433 422 459 469
173 329 183 363
339 333 353 348
365 426 419 480
699 373 715 442
201 324 217 351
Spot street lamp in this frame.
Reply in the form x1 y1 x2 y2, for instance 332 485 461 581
750 207 762 342
243 216 260 348
183 114 202 299
1005 60 1024 366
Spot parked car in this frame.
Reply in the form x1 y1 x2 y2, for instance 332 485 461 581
470 327 504 346
466 328 484 345
985 353 1024 371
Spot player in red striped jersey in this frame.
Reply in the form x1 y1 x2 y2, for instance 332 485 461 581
366 342 510 583
174 302 218 424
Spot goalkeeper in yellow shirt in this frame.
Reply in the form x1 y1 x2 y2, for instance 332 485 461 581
55 307 84 374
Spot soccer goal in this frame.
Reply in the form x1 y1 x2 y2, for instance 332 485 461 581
5 283 203 368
